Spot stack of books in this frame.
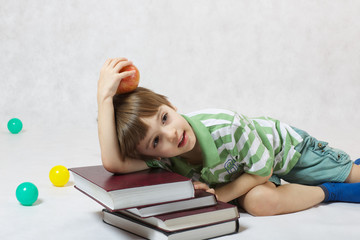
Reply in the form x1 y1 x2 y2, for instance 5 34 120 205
69 165 240 240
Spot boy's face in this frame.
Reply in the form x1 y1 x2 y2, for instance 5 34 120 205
136 104 197 159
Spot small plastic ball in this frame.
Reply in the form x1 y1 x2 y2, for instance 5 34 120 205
49 165 70 187
16 182 39 206
7 118 23 134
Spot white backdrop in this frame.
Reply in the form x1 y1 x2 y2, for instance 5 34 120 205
1 1 360 240
2 0 360 158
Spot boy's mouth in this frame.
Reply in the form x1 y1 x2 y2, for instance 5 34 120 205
178 131 187 147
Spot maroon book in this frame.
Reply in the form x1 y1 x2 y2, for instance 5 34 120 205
69 165 194 210
126 190 217 217
118 201 239 232
103 209 239 240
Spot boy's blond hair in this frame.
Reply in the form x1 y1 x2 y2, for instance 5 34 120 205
113 87 173 158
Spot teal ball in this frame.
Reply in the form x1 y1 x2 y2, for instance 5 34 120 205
7 118 23 134
16 182 39 206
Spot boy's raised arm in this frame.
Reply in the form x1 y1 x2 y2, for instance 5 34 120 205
97 58 149 173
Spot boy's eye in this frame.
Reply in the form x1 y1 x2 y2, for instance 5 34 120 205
153 136 159 148
162 113 168 124
152 113 167 148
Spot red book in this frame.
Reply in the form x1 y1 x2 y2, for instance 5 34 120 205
117 201 239 232
126 190 217 217
69 165 194 210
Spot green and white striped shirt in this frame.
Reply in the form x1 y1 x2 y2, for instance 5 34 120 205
146 109 303 187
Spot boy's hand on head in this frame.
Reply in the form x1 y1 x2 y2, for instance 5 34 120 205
193 181 218 200
97 57 136 102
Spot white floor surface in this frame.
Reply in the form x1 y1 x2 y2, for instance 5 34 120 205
1 124 359 240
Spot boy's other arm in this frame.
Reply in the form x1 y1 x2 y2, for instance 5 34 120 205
97 58 149 174
215 170 272 202
194 170 272 203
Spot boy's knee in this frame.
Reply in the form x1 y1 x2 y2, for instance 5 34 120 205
243 185 280 216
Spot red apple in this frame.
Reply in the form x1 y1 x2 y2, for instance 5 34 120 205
116 64 140 94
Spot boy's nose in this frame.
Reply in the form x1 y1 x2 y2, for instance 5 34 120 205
164 127 178 143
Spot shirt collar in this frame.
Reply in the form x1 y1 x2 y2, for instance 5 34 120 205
182 114 220 168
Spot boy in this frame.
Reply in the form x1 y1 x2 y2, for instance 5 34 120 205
97 58 360 216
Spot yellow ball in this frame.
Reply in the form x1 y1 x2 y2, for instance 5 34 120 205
49 165 70 187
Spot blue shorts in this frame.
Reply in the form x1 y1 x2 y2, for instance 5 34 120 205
269 127 353 186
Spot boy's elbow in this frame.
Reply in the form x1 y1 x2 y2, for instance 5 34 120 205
103 162 119 174
101 157 126 174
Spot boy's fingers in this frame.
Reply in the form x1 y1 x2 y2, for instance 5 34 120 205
101 59 112 71
118 70 135 79
109 57 128 68
193 181 209 190
205 188 218 200
107 58 117 67
114 60 133 72
206 188 215 194
104 58 111 66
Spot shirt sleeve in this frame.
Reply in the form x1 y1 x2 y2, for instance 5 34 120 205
145 159 161 168
145 158 172 171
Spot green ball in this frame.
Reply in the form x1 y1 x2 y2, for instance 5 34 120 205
16 182 39 206
7 118 23 134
